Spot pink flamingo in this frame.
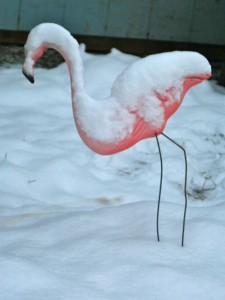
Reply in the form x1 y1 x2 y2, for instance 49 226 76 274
22 23 211 246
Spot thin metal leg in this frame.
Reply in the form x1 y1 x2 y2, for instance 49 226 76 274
155 134 163 243
161 132 188 247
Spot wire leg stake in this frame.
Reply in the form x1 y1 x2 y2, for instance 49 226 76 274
161 133 188 247
155 134 163 243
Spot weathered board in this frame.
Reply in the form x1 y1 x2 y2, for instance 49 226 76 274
0 0 224 45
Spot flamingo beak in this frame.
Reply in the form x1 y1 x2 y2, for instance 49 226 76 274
22 67 35 84
22 50 35 84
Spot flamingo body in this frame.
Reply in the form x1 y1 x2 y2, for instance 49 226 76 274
22 23 211 155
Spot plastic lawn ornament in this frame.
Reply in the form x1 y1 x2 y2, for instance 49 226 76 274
22 23 211 246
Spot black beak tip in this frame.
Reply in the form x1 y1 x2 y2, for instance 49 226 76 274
22 69 35 84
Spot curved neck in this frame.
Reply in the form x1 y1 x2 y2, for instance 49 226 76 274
35 30 85 95
56 40 84 93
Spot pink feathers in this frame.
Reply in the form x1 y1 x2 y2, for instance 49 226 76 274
22 23 211 155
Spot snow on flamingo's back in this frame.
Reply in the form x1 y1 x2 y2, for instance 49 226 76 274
110 51 211 130
112 51 211 106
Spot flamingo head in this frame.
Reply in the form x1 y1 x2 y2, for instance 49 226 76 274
22 23 78 85
22 41 47 84
22 23 61 84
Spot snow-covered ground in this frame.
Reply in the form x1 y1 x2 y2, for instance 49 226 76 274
0 46 225 300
